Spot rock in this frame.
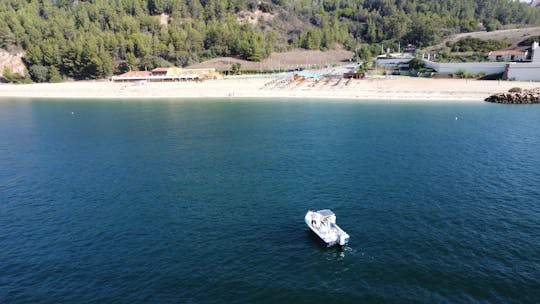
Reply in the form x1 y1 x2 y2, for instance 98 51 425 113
485 87 540 104
0 48 26 78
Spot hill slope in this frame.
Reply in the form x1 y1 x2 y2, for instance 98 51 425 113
0 0 539 81
426 27 540 51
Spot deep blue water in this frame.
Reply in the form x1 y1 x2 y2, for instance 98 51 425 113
1 99 539 303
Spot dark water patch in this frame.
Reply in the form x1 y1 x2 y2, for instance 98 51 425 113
1 99 539 303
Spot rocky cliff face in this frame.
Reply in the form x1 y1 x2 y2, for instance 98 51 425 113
0 48 26 78
485 88 540 104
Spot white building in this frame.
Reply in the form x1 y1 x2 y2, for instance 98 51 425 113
376 52 414 68
505 42 540 81
487 50 528 61
423 60 507 75
506 62 540 81
532 41 540 62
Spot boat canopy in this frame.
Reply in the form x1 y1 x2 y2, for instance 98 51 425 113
317 209 335 217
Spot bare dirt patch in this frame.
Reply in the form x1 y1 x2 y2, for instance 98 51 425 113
238 9 274 25
0 48 26 77
187 49 354 71
158 13 170 27
427 27 540 51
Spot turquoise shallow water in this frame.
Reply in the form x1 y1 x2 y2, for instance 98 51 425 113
1 99 539 303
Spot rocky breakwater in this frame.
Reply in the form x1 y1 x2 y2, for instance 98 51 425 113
485 88 540 104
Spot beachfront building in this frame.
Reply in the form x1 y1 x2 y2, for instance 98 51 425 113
423 60 507 75
423 41 540 81
487 50 528 61
151 67 169 76
110 71 152 82
112 67 220 82
376 52 414 69
505 41 540 81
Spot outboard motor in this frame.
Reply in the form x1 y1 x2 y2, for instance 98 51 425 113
338 234 349 246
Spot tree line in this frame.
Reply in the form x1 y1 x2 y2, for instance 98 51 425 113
0 0 538 82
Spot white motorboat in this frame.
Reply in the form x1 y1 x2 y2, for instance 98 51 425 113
305 209 350 247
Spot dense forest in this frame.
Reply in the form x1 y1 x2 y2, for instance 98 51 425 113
0 0 539 81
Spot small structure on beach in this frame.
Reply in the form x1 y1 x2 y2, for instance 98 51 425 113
294 71 321 80
151 67 169 76
110 71 152 82
112 67 220 82
343 72 365 79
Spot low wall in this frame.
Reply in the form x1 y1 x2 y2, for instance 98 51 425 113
376 58 411 68
506 63 540 81
423 60 506 75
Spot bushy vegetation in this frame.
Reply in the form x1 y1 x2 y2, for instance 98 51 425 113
2 66 31 83
0 0 539 81
447 69 486 79
447 37 511 53
431 49 490 63
518 36 540 46
508 87 522 93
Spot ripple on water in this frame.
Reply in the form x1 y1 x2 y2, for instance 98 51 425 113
1 100 539 303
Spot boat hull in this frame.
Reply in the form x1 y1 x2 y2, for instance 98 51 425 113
305 210 349 247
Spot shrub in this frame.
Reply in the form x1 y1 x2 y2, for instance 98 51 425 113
508 87 522 93
231 63 242 75
518 36 540 46
455 68 470 78
29 65 49 83
447 37 511 53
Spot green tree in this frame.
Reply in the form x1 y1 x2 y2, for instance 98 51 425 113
405 15 440 47
0 0 539 81
2 66 26 83
48 66 62 83
2 66 16 83
356 45 372 61
231 62 241 75
29 64 48 82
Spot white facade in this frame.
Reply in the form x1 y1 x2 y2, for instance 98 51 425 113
487 52 527 61
376 58 412 68
532 42 540 63
423 60 506 75
504 42 540 81
506 62 540 81
420 41 540 81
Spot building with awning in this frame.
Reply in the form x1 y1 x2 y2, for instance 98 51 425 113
112 67 220 82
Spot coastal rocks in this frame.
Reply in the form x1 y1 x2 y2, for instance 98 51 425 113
485 87 540 104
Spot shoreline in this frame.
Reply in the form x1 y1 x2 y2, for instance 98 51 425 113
1 76 538 102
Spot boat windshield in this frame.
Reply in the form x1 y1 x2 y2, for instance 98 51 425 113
317 209 335 217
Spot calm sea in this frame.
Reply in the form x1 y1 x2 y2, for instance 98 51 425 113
1 99 539 303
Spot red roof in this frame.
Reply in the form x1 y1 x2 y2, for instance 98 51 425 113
152 67 169 72
488 50 526 56
117 71 152 77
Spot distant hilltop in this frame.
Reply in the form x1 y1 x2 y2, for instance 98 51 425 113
1 0 540 82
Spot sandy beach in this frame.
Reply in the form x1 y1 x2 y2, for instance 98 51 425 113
0 76 538 102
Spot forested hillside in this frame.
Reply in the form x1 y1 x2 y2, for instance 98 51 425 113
1 0 539 81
